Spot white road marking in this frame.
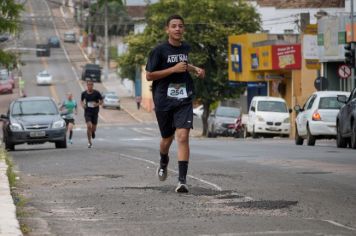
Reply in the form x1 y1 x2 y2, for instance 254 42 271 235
304 218 356 231
199 230 319 236
120 153 222 191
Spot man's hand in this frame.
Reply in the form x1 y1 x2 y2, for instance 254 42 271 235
194 67 205 79
172 62 188 73
188 64 205 79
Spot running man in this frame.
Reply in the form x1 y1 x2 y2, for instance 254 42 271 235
145 14 205 193
81 81 103 148
60 92 78 144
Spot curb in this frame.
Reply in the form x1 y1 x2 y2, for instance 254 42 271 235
0 150 22 236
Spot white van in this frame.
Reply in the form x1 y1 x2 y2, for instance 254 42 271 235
246 96 291 138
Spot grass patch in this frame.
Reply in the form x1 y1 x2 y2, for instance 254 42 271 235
1 148 31 234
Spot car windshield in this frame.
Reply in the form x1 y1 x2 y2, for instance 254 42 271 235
11 100 58 116
49 37 58 41
319 97 345 109
257 101 288 113
107 95 118 99
39 71 50 77
216 107 240 117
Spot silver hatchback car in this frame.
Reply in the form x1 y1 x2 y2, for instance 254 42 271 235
207 106 241 137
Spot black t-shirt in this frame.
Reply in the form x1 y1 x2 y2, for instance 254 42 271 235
146 41 194 111
81 89 102 114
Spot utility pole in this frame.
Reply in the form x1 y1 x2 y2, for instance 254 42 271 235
104 0 109 80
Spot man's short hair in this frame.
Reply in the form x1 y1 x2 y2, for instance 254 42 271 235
166 14 184 26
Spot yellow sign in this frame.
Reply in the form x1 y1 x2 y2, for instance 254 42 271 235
305 59 321 70
304 24 317 35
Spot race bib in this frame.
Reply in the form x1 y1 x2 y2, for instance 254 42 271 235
167 83 188 99
87 101 95 108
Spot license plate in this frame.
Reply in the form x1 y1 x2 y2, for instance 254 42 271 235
30 131 46 137
267 127 279 131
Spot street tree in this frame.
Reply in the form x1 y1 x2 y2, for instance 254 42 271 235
118 0 261 136
88 0 131 37
0 0 23 66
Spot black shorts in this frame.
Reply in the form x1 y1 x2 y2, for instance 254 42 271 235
64 118 75 126
84 112 99 125
155 103 193 138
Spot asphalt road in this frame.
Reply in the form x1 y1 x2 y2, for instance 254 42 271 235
10 124 356 236
6 0 356 235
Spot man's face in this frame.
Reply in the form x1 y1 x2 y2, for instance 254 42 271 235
87 82 94 92
166 19 184 41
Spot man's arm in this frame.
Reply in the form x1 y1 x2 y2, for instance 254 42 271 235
188 64 205 79
97 91 103 106
80 92 86 109
146 62 188 81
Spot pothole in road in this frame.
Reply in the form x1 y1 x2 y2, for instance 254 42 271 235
297 171 333 175
110 186 236 197
225 200 298 210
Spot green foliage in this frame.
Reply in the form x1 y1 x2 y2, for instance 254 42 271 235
118 0 261 134
89 0 131 36
0 0 23 65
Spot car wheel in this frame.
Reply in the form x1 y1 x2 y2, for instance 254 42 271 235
55 139 67 149
351 122 356 149
306 125 316 146
5 137 15 151
295 126 303 145
252 126 258 139
336 122 347 148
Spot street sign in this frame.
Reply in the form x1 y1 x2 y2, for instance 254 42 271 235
338 64 351 79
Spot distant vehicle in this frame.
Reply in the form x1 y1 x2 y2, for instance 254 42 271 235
36 70 53 85
0 96 67 151
246 96 291 138
101 91 117 99
0 34 10 43
81 63 101 82
0 69 15 89
63 31 76 43
36 44 50 57
0 79 13 94
294 91 350 146
207 106 241 137
48 36 60 48
102 94 120 109
193 105 204 118
336 87 356 149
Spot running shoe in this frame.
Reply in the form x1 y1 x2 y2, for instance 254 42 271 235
68 139 73 144
175 182 189 193
88 143 92 148
92 132 95 139
157 166 168 181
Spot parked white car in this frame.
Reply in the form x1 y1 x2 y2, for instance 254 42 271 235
294 91 350 146
246 96 291 138
36 70 52 85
